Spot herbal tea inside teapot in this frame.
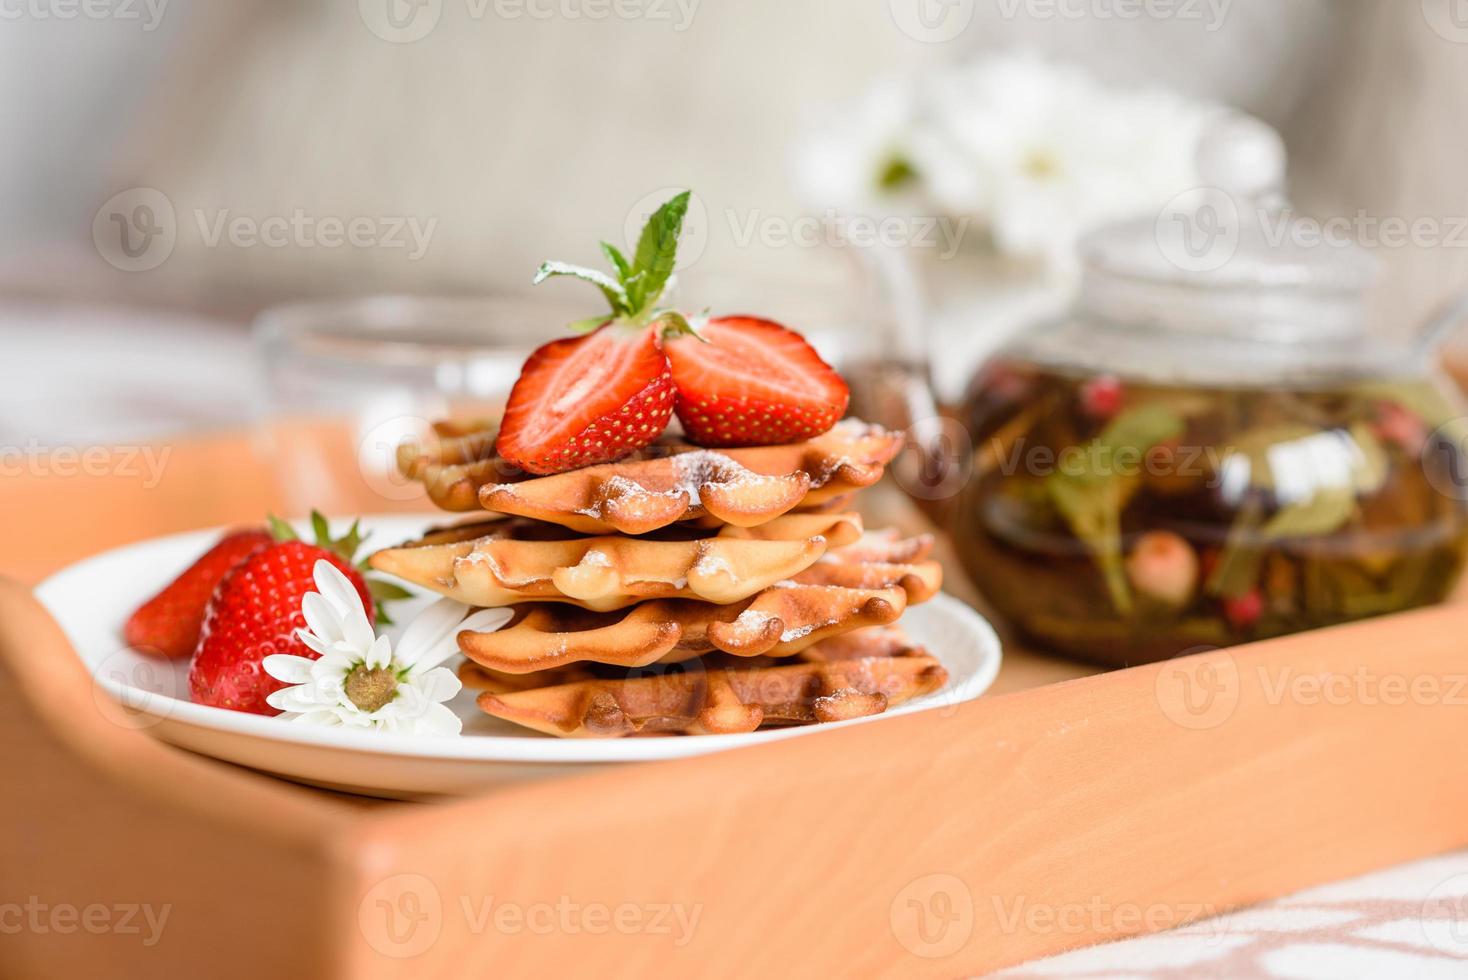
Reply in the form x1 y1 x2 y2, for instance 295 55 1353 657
953 358 1468 665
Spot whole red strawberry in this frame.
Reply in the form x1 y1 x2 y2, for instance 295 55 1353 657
499 191 694 475
125 528 272 659
662 316 849 447
188 514 389 715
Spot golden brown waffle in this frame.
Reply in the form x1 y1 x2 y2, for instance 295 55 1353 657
455 533 940 672
369 512 862 612
397 419 902 534
456 626 923 692
794 626 920 662
477 655 949 737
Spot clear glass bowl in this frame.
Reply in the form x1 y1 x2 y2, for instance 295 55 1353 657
252 294 579 515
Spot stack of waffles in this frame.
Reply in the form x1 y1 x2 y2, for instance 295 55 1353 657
370 418 949 737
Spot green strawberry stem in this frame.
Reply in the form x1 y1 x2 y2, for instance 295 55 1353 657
268 510 411 623
533 190 693 332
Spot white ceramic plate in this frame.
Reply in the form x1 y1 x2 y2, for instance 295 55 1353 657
35 516 1002 798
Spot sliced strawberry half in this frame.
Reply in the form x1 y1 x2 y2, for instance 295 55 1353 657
495 323 675 475
663 316 849 447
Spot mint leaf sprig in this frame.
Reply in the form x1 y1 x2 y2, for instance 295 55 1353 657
533 190 698 335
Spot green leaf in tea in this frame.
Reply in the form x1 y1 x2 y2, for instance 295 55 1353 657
1046 402 1186 615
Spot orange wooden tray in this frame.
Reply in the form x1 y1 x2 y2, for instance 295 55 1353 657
5 427 1467 978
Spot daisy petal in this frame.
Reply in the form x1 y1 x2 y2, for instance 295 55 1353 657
415 606 514 672
313 559 361 614
301 593 345 646
395 597 471 668
414 667 462 705
294 709 344 727
418 702 463 737
339 602 377 654
364 634 394 670
295 628 330 657
460 607 514 635
267 684 322 713
263 654 315 684
393 683 427 717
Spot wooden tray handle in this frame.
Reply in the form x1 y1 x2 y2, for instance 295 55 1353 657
0 577 362 979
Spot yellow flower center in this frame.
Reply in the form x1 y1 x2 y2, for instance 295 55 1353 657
344 664 398 713
1022 149 1059 180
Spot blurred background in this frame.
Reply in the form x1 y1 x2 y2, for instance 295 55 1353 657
4 0 1468 448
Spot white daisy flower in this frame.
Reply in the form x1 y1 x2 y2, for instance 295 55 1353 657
263 560 511 736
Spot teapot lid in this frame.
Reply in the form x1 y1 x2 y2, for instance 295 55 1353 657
1075 113 1378 344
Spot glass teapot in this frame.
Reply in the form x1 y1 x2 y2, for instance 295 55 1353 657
860 120 1468 667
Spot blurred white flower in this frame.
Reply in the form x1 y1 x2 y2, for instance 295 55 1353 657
263 560 511 736
791 74 919 214
794 51 1217 265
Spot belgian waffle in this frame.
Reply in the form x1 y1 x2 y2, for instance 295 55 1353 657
396 418 903 534
456 625 926 692
368 512 862 612
476 654 949 737
453 533 940 672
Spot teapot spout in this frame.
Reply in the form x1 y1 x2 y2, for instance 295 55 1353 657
842 240 969 523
